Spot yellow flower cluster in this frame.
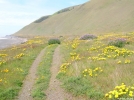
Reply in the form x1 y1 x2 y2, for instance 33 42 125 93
97 33 131 42
90 47 98 51
117 60 122 64
70 52 77 56
103 46 134 57
92 46 134 60
88 56 106 61
125 59 131 64
26 40 34 44
97 34 117 41
0 54 7 58
26 39 43 45
70 52 81 61
90 44 105 51
71 39 80 49
82 67 103 77
59 63 71 73
105 83 134 99
0 60 6 66
23 48 26 51
14 53 25 59
1 69 9 73
103 46 117 52
117 59 131 64
11 46 17 50
16 68 23 72
0 78 8 83
88 45 134 65
34 40 43 44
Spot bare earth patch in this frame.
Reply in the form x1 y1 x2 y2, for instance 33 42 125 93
17 48 46 100
45 46 84 100
16 45 86 100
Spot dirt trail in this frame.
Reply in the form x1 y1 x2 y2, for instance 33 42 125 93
45 46 84 100
17 48 46 100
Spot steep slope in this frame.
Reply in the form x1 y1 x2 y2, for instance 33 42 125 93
34 15 50 23
14 0 134 37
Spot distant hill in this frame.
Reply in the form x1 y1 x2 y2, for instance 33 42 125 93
14 0 134 37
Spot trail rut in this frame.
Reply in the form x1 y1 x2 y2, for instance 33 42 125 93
17 48 46 100
45 46 84 100
17 46 85 100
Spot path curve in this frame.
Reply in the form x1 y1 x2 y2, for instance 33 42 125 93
46 46 84 100
17 47 46 100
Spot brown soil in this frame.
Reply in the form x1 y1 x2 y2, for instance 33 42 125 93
45 46 85 100
17 48 46 100
17 46 86 100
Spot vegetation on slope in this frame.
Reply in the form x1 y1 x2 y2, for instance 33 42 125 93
14 0 134 37
55 5 79 14
34 16 50 23
1 32 134 100
57 32 134 100
0 37 47 100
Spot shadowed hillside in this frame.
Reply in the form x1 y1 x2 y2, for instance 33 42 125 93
34 15 50 23
14 0 134 37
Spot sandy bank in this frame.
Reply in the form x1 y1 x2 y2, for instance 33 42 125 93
0 36 27 49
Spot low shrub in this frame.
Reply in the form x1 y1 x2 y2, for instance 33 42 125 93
80 34 97 40
48 38 61 45
108 38 129 48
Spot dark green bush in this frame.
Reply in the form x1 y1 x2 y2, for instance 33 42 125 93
108 38 129 48
80 34 97 40
48 38 61 45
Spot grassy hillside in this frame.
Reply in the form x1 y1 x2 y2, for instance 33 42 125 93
1 33 134 99
57 32 134 100
34 15 50 23
0 37 47 99
14 0 134 37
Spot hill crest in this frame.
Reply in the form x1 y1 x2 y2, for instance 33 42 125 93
14 0 134 37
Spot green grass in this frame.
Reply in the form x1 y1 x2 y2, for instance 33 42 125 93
31 44 58 100
0 37 47 100
57 74 103 100
0 33 134 100
57 33 134 100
